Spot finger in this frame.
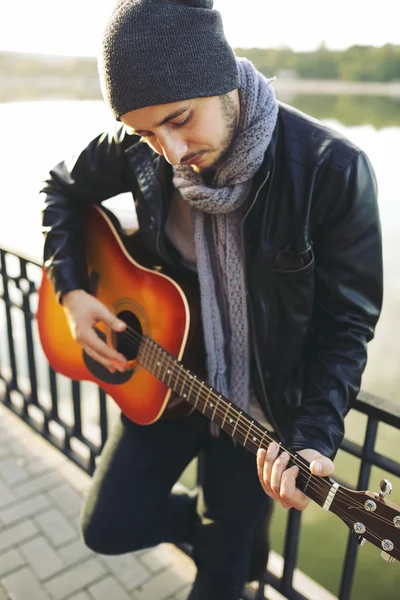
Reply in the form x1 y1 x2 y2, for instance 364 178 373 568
280 466 310 510
85 328 127 366
262 442 280 492
257 448 267 482
84 345 117 372
257 448 276 498
280 465 300 503
270 451 291 495
310 457 334 477
256 449 270 493
297 449 335 478
98 306 127 333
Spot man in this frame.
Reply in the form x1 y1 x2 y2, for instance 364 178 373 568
40 1 383 598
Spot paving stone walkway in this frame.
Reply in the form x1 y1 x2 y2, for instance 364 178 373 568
0 404 337 600
0 404 197 600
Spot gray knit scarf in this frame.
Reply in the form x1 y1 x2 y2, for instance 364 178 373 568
172 58 278 414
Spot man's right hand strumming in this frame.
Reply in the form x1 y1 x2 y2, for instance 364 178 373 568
61 289 128 373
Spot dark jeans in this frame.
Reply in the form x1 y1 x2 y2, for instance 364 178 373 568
80 410 272 600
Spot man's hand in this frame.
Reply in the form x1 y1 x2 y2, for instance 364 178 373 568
62 289 128 373
256 444 334 511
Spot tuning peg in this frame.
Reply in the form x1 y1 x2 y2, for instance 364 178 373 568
381 551 396 563
357 535 367 546
379 479 393 499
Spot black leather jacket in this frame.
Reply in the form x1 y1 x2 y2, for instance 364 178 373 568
41 103 383 459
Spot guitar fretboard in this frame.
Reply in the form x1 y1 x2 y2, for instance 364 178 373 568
138 337 332 508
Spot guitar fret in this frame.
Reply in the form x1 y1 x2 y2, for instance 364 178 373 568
156 359 163 378
151 345 166 381
246 438 260 453
141 338 151 367
137 339 145 366
232 412 242 437
143 339 152 368
260 430 268 450
221 403 231 430
161 356 171 383
184 371 191 396
179 369 189 400
202 389 211 414
174 362 184 395
153 346 173 388
186 374 196 402
152 358 161 376
224 407 237 437
243 421 254 447
303 469 313 495
193 381 203 409
211 396 221 422
166 366 173 386
145 340 157 373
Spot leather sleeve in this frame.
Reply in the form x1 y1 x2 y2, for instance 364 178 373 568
41 126 137 301
290 151 383 459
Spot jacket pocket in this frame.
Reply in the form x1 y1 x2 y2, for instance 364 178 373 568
273 246 315 276
272 247 315 359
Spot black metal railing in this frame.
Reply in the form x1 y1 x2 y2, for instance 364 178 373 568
1 247 399 600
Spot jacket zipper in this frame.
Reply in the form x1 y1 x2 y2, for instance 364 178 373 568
241 170 283 440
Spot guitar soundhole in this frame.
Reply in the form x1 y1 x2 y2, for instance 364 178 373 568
113 310 142 361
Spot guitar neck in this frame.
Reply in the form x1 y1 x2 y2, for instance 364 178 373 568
138 337 332 508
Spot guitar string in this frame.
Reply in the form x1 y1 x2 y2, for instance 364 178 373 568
114 325 399 530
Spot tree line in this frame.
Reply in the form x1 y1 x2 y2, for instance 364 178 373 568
1 44 399 82
235 44 400 82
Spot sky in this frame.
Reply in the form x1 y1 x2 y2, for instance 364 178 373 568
1 0 399 56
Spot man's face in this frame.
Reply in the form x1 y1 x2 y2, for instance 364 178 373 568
120 91 240 173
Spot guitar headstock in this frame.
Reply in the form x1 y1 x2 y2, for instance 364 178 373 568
330 479 400 562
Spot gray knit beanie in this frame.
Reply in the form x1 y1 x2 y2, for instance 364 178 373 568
98 0 239 120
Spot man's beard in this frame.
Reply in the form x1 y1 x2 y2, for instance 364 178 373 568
204 93 240 173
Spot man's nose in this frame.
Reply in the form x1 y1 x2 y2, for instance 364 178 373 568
158 132 188 166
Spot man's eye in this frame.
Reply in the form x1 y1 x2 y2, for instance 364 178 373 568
173 113 193 128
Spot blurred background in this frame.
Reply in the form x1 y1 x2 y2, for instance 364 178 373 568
0 1 399 597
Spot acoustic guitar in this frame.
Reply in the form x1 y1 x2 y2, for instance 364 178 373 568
37 204 400 563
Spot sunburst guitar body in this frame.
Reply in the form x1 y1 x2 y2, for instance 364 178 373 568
38 204 203 424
